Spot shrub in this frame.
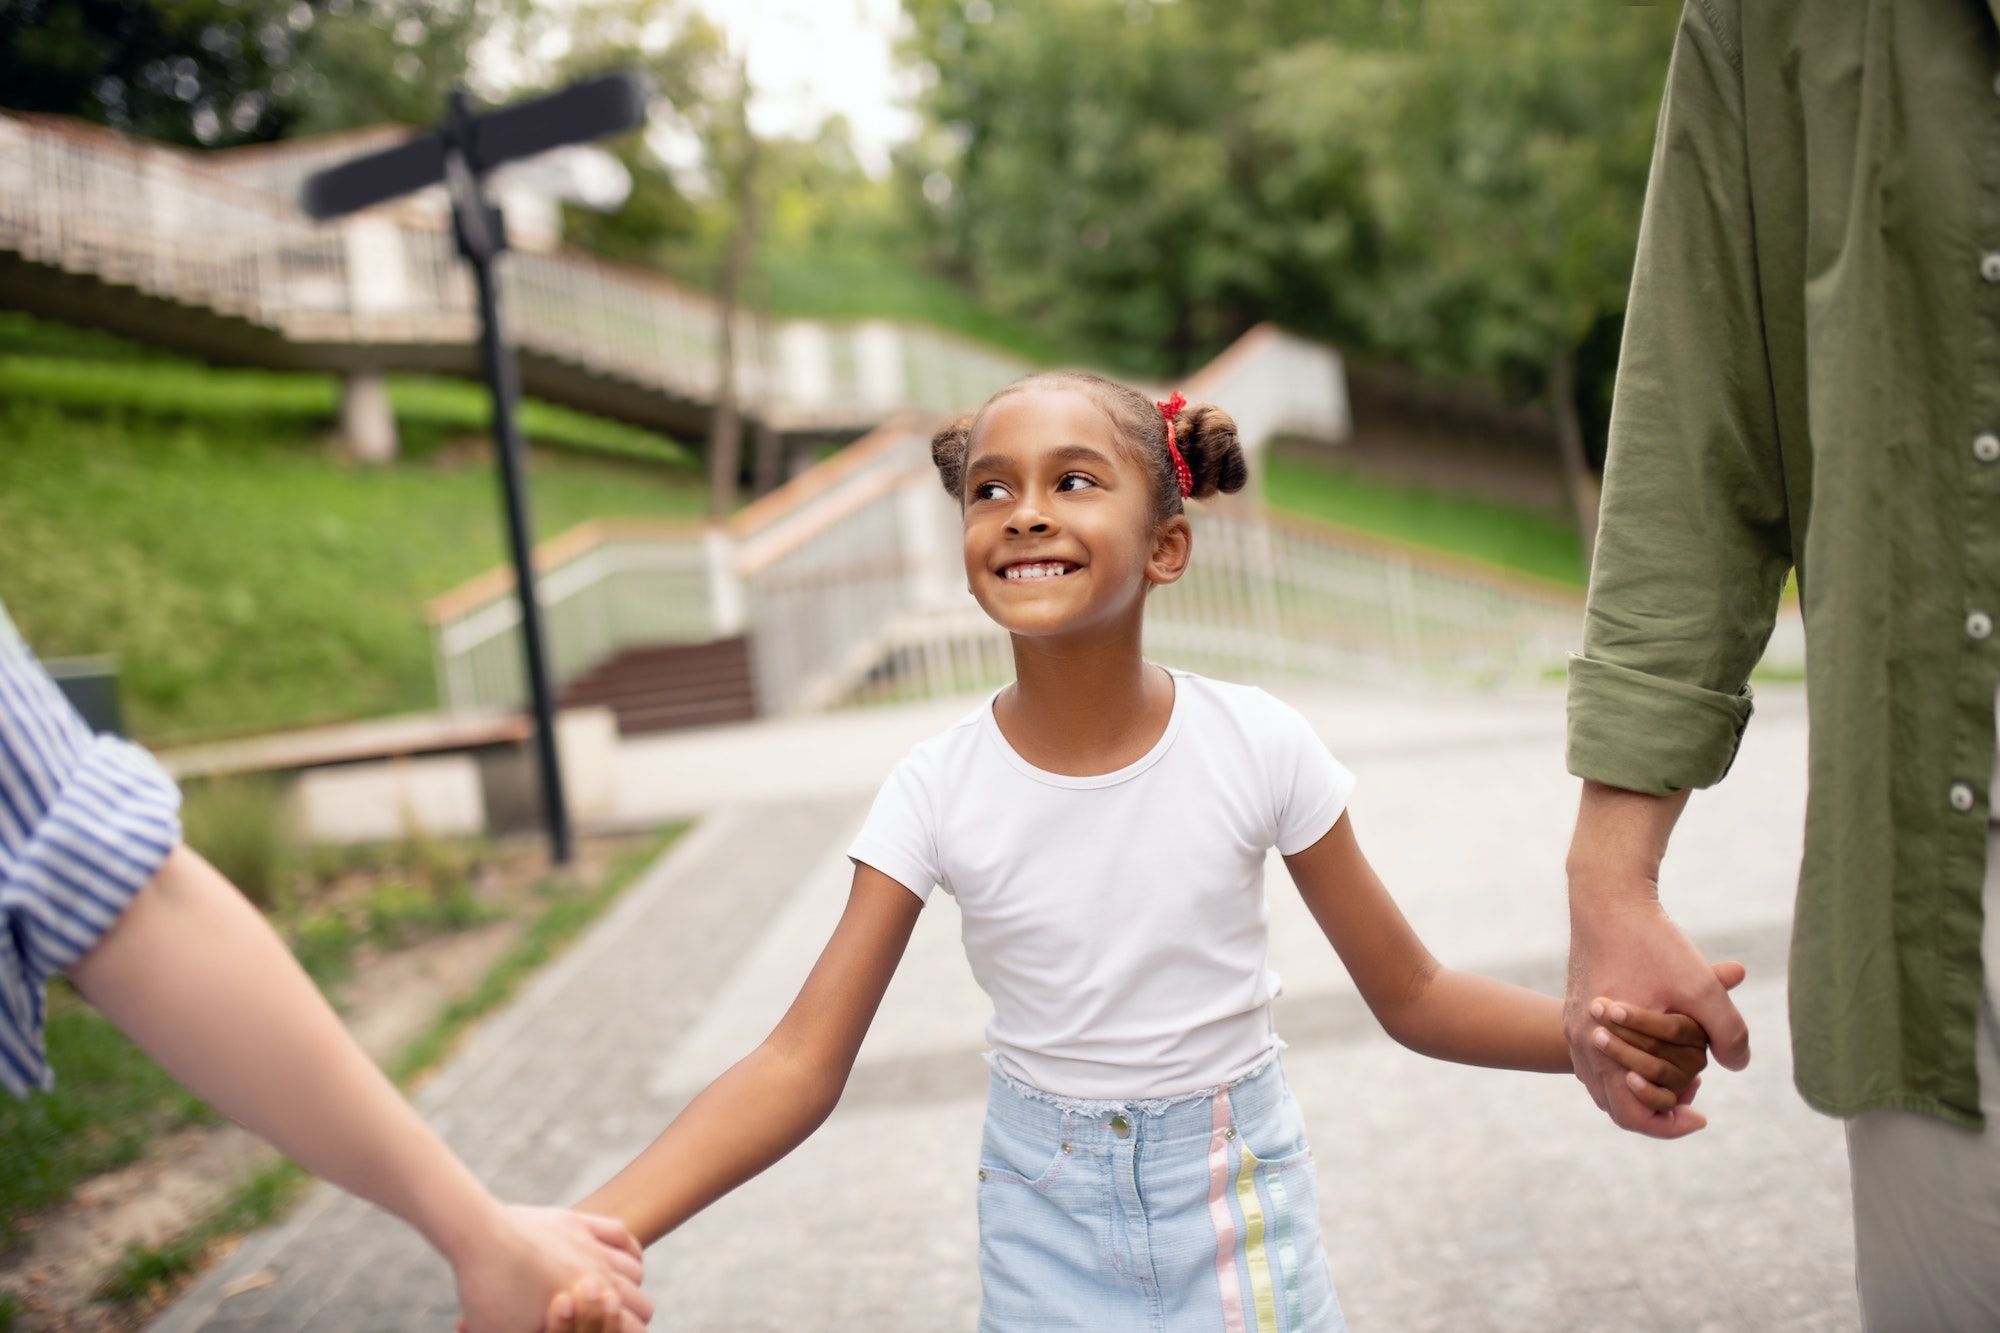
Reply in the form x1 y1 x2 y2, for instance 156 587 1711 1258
177 775 294 910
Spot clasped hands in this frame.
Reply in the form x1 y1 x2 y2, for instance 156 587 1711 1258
451 1203 651 1333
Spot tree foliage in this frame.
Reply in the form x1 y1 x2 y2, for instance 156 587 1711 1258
901 0 1677 403
0 0 497 146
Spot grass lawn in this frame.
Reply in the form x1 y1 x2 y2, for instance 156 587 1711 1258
755 247 1122 372
0 358 691 470
0 396 707 744
1261 451 1587 588
0 988 214 1255
0 824 686 1320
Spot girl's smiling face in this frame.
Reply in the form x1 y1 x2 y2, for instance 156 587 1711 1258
959 387 1191 643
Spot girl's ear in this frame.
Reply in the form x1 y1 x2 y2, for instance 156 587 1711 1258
1146 513 1193 587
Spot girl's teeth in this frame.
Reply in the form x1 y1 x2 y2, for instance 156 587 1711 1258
1005 563 1067 580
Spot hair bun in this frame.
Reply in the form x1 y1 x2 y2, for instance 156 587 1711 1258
1173 403 1248 500
931 413 974 498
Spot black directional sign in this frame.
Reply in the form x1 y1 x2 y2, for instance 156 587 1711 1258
300 72 647 220
301 72 649 865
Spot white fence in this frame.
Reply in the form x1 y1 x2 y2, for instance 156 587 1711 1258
428 420 1592 719
839 510 1588 709
0 112 1029 431
429 519 714 714
427 423 943 715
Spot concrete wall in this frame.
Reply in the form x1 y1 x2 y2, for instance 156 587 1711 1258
289 707 620 844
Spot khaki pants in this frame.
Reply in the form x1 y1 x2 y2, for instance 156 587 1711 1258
1843 827 2000 1332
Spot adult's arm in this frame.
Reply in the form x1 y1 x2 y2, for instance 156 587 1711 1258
1565 785 1749 1137
0 639 649 1331
67 846 653 1333
1565 0 1791 1137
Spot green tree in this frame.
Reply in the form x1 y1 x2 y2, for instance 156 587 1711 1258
0 0 319 144
0 0 508 146
277 0 496 136
902 0 1677 549
1251 6 1678 553
899 0 1411 375
512 0 725 267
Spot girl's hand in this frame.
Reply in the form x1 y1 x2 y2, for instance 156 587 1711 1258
546 1278 638 1333
1586 997 1713 1113
450 1204 649 1333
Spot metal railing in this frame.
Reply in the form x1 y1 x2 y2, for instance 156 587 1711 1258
426 408 1600 720
429 519 713 714
426 421 942 715
0 112 1031 430
839 508 1589 710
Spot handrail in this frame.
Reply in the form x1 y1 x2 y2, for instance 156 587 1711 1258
426 516 706 625
1253 506 1585 606
737 458 917 578
0 110 1034 434
1180 321 1284 401
727 412 934 541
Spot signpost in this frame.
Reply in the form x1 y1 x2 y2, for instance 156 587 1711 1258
301 72 649 865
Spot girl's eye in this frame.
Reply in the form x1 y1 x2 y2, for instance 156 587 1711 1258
1055 473 1096 492
972 481 1009 502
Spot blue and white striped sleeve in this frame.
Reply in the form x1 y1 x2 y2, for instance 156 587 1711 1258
0 635 182 1098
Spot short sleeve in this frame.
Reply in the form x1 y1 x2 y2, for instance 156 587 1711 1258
1262 694 1356 856
847 752 942 903
0 644 183 1098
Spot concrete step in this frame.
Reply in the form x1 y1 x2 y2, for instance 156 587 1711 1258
560 635 757 735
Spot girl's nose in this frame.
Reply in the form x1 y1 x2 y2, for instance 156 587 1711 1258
1006 505 1052 536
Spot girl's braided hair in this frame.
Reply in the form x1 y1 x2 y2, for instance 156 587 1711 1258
930 371 1248 522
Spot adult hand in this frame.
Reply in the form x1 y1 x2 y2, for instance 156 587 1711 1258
1564 782 1751 1139
452 1205 651 1333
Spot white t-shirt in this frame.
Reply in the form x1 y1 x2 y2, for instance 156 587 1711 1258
847 670 1354 1100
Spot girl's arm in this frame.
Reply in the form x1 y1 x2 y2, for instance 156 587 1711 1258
576 862 923 1246
1283 813 1572 1074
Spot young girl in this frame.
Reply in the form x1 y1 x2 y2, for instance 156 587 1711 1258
547 373 1724 1333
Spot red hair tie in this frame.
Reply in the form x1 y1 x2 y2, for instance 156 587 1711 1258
1157 390 1193 498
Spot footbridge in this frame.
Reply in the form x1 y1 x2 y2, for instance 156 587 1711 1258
0 108 1613 740
0 110 1031 452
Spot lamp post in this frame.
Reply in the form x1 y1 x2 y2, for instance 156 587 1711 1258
301 72 649 865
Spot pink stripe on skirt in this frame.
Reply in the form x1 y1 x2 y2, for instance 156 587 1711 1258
1208 1088 1248 1333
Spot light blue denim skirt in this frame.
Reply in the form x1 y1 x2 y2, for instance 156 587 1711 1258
976 1056 1346 1333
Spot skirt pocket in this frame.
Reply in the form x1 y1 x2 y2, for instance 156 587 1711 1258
1232 1141 1344 1333
977 1116 1073 1192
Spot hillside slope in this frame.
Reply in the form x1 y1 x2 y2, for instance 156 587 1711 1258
0 395 704 744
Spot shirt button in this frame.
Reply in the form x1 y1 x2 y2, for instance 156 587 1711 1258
1950 782 1977 813
1971 611 1994 640
1109 1115 1131 1138
1977 432 2000 463
1982 251 2000 283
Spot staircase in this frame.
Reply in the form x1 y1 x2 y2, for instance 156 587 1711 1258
0 111 1031 441
560 636 757 734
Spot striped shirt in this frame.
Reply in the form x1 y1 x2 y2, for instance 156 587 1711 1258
0 604 181 1097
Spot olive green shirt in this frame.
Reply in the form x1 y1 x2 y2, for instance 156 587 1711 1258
1568 0 2000 1129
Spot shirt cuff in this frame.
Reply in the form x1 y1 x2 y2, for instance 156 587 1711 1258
1 736 181 1097
846 841 936 904
1565 654 1754 796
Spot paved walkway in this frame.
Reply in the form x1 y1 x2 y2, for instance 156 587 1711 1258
153 680 1852 1332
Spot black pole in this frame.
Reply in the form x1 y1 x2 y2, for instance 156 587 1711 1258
444 93 572 865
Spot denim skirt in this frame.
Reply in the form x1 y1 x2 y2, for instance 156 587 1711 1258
976 1056 1346 1333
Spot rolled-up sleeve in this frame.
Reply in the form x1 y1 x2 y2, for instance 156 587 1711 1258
0 643 181 1097
1567 0 1793 797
